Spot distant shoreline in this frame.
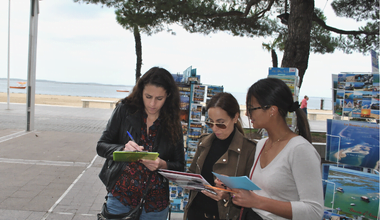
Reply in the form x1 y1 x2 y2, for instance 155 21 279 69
0 78 130 87
0 92 333 119
0 78 332 100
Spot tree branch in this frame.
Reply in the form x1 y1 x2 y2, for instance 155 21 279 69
243 0 275 18
243 0 261 17
206 10 244 18
312 13 378 36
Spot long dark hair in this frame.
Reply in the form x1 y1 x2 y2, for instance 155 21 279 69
121 67 181 144
246 78 311 142
206 92 244 134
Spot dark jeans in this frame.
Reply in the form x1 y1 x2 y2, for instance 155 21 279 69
301 108 307 115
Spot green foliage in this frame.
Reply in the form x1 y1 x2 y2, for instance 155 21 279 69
310 9 339 54
336 21 379 54
74 0 379 86
114 0 179 35
331 0 379 21
74 0 379 55
329 0 380 53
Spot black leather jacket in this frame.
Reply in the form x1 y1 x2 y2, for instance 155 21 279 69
97 102 185 191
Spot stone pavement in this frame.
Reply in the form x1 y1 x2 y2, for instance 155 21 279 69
0 103 183 220
0 103 326 220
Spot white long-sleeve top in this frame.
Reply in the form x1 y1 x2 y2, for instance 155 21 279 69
250 136 324 220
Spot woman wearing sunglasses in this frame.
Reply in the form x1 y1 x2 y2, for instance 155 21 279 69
230 78 323 220
183 92 257 220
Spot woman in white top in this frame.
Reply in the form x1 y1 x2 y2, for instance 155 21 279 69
231 78 324 220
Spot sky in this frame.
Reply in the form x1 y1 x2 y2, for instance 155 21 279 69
0 0 376 99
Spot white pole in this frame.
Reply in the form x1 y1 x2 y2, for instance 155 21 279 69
7 0 11 110
26 0 39 131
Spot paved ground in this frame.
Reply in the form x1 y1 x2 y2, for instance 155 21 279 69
0 103 183 220
0 103 326 220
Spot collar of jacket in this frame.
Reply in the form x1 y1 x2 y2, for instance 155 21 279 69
198 129 245 154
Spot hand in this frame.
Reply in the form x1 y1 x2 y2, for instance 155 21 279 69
141 157 167 171
124 141 144 151
202 186 230 202
214 178 229 190
231 189 258 208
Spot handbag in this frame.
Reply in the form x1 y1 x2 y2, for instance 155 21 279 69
97 174 153 220
97 198 144 220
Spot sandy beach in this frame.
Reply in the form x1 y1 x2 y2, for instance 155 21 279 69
0 92 121 109
1 92 333 120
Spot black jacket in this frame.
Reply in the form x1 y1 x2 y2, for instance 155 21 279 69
98 102 185 191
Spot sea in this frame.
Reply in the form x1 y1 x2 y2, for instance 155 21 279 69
0 78 332 110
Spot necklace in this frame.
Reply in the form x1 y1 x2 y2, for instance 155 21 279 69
264 132 289 153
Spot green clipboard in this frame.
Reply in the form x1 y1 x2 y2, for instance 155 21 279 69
113 151 159 162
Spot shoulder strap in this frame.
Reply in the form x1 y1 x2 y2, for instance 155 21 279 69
249 139 267 179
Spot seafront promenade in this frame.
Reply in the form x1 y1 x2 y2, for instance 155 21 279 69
0 103 326 220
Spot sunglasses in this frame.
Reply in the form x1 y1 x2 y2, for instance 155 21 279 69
247 105 271 113
205 120 230 129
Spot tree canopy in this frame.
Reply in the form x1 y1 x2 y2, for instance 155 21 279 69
74 0 379 86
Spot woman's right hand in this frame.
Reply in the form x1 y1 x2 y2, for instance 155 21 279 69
124 141 144 151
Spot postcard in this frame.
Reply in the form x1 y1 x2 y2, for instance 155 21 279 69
207 85 223 98
322 165 379 219
190 103 202 121
189 122 202 139
212 172 261 191
332 73 379 119
192 85 205 102
326 119 379 169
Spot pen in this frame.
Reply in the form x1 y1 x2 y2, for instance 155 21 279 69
205 185 235 193
127 131 135 142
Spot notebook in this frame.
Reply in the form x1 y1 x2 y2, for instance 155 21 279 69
113 151 159 162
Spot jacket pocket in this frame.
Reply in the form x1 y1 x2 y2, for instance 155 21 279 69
99 157 125 191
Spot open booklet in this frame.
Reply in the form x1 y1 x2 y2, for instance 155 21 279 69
113 151 159 162
158 169 234 194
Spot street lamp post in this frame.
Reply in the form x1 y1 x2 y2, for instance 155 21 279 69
26 0 40 131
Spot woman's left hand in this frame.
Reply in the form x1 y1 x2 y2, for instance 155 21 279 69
141 157 167 171
202 187 230 202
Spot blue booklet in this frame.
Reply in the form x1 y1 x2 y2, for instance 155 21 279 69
212 172 261 191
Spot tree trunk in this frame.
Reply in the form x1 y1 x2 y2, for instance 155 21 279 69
281 0 314 88
134 25 142 83
271 49 278 67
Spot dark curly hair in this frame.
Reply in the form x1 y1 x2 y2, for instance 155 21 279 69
121 67 181 144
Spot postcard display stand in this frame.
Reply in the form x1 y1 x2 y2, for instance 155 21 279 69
267 68 299 131
171 66 224 212
322 72 379 220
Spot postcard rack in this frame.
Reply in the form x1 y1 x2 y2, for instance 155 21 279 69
170 66 224 212
322 72 380 219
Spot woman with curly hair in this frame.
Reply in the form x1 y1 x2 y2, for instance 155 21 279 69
97 67 185 220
